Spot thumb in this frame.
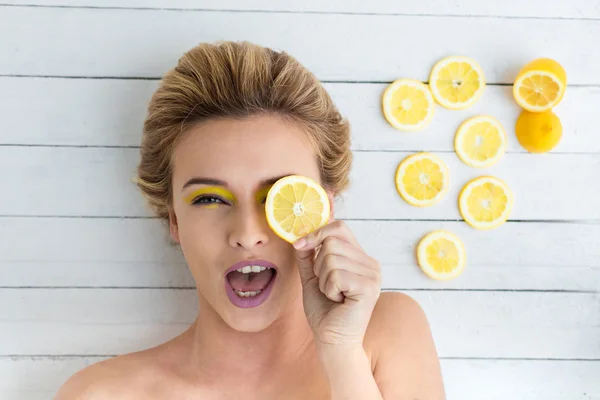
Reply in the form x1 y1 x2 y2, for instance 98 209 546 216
294 244 317 287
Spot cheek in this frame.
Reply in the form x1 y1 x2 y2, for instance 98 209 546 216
177 211 225 248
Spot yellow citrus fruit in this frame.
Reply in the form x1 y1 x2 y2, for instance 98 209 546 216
459 176 514 230
382 79 435 131
395 153 450 207
265 175 330 244
455 115 507 168
515 109 563 153
417 231 466 280
513 58 567 112
429 56 486 110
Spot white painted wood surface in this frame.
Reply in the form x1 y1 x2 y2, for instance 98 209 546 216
2 78 599 153
2 8 600 84
1 218 599 290
2 147 599 220
6 0 600 19
1 2 599 399
2 289 599 359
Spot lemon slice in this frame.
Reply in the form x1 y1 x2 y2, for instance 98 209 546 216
395 153 450 207
382 79 435 131
513 58 567 112
459 176 513 230
265 175 330 243
429 56 486 110
455 115 507 168
417 231 466 280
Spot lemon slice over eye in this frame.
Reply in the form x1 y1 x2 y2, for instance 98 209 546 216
459 176 514 230
429 56 486 110
417 231 466 280
455 115 507 168
395 153 450 207
382 79 435 131
265 175 330 244
513 58 567 112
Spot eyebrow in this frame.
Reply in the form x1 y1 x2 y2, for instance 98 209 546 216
181 174 293 191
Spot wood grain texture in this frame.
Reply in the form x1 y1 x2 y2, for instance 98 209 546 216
1 78 598 153
4 0 600 19
1 147 599 220
1 289 599 359
1 7 599 83
1 356 599 400
2 3 599 398
1 218 598 290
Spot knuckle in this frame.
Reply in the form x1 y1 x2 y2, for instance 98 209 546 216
323 253 339 267
333 220 347 231
322 236 340 251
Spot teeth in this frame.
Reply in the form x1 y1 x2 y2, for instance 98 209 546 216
235 290 261 298
235 265 269 274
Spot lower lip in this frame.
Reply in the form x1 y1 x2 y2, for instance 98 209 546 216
224 270 277 308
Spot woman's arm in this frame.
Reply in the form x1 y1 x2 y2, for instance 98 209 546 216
318 343 384 400
369 292 446 399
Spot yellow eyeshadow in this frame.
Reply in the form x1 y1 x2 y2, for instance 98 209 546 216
184 187 236 205
256 186 272 204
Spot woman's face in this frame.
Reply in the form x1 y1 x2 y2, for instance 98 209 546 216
169 115 332 332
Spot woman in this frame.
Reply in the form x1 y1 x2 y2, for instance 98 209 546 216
56 41 444 399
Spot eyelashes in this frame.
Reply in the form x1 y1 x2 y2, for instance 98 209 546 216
191 194 268 207
191 195 230 206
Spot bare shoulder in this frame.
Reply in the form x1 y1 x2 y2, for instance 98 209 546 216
53 350 159 400
365 291 446 399
366 291 430 337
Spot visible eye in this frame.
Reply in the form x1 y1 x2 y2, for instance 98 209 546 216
192 195 230 206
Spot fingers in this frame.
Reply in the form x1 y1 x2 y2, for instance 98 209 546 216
322 268 381 303
293 220 362 251
312 236 378 279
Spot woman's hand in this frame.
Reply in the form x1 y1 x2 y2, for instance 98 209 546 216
293 220 381 350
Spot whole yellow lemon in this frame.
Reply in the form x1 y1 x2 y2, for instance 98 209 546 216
515 109 562 153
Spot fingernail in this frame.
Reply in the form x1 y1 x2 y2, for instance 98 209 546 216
293 238 307 249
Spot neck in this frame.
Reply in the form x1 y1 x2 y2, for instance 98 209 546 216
181 288 316 383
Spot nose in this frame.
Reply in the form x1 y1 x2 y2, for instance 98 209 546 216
228 203 270 250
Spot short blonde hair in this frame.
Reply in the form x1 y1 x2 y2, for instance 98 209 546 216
136 41 352 220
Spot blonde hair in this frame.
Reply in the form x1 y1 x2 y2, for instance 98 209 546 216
136 41 352 220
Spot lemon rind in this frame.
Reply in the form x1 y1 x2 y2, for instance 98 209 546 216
382 79 435 132
265 175 331 244
454 115 507 168
395 152 450 207
429 56 486 110
458 176 514 230
417 230 466 281
513 70 566 112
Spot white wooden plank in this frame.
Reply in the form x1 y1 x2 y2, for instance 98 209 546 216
1 357 598 400
1 8 599 84
1 147 599 220
1 289 598 359
5 0 600 19
2 78 598 153
1 218 599 290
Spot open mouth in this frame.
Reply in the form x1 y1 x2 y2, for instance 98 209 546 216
224 264 277 308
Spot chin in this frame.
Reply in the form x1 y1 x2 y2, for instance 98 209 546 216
222 307 279 333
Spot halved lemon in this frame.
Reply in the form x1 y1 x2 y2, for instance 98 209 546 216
265 175 330 243
395 153 450 207
417 231 466 280
429 56 486 110
382 79 435 131
459 176 513 230
455 115 507 168
513 58 567 112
